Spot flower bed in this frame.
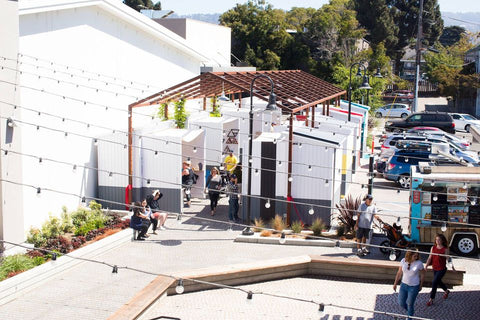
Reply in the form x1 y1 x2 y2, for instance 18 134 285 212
0 201 130 281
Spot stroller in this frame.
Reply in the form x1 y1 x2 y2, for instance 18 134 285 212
379 221 415 260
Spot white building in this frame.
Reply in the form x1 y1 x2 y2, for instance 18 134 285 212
0 0 230 250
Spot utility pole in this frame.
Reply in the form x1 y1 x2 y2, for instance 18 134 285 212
413 0 424 113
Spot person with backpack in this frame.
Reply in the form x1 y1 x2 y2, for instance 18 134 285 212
182 160 196 208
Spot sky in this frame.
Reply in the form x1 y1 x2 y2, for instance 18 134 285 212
161 0 480 15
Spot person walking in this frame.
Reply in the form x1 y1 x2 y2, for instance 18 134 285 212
182 160 195 208
425 234 452 306
146 190 165 234
226 174 240 222
206 167 222 216
354 194 382 256
223 151 238 177
393 249 425 319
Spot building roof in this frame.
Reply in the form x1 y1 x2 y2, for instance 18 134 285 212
18 0 212 64
131 70 346 114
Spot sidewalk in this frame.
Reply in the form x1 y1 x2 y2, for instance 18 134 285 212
0 196 478 319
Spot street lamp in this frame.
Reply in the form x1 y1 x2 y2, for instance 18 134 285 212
243 75 277 236
347 61 372 122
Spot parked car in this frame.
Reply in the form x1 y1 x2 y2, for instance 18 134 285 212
375 103 411 118
384 149 433 188
406 126 441 133
410 131 470 150
449 113 480 132
384 112 455 134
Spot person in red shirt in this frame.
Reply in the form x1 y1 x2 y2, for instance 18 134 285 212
425 234 453 306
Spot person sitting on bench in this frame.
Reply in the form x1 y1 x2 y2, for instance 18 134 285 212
129 201 150 241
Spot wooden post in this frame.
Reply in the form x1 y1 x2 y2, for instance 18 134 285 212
164 103 169 120
327 100 330 116
311 105 315 128
203 97 207 111
322 102 325 116
305 107 309 126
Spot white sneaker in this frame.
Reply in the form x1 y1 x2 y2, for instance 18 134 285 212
159 226 166 231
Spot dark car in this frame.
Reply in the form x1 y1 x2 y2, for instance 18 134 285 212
384 150 431 188
384 112 455 134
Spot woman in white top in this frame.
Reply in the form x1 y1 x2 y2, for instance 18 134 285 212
393 249 425 319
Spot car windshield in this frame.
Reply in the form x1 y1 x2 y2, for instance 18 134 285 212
463 114 477 120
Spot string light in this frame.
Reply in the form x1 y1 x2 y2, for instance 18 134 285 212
255 169 259 176
175 279 185 294
352 214 358 221
72 164 77 173
247 291 253 301
308 165 312 171
279 232 286 244
108 172 113 178
441 223 447 232
265 200 271 208
325 179 329 186
93 138 98 146
278 161 282 167
431 181 435 187
81 196 86 204
288 176 293 182
308 207 314 215
36 187 41 197
335 240 341 250
433 194 438 202
389 250 397 261
39 157 43 165
193 147 197 153
318 303 325 316
112 265 118 274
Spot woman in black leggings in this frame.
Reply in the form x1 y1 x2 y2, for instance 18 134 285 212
206 167 221 216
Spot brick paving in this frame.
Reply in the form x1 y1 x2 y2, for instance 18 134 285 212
140 276 480 320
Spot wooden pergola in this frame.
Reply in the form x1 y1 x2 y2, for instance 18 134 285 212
128 70 346 223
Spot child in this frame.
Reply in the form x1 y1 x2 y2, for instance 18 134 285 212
227 174 240 222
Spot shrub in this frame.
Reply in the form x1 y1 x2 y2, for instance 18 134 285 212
291 221 303 234
336 224 345 237
41 214 63 240
311 218 325 237
60 207 75 233
174 98 188 129
271 215 287 232
26 227 47 248
253 218 265 232
336 195 362 235
260 230 272 237
0 254 37 281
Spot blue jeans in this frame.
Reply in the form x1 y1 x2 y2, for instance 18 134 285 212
398 283 420 318
430 269 448 299
228 198 239 221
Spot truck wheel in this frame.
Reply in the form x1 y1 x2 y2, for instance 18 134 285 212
398 174 411 189
452 234 478 256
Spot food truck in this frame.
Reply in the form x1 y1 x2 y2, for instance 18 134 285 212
410 163 480 256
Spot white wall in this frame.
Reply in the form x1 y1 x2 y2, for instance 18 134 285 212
0 0 25 250
185 19 231 67
13 4 207 235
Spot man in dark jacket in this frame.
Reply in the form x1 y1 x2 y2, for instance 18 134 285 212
146 189 163 234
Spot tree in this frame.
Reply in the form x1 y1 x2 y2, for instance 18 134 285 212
424 35 478 102
387 0 443 71
439 26 466 47
220 1 291 70
354 0 399 57
123 0 161 12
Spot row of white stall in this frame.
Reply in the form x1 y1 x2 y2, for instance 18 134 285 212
96 98 370 225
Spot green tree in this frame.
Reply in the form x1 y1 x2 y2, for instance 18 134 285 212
174 99 188 129
354 0 399 57
123 0 161 12
424 36 478 102
439 26 466 47
220 1 291 70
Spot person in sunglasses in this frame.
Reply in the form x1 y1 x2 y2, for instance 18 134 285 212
393 249 425 319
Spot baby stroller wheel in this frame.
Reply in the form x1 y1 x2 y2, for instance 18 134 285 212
379 240 391 254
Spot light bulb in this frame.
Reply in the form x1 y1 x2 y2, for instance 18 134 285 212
265 200 271 208
389 250 397 261
185 189 190 195
279 232 286 244
154 151 159 157
112 265 118 275
325 147 328 152
193 147 197 153
278 161 282 167
94 139 98 146
397 217 401 224
433 195 438 202
255 169 259 176
81 196 86 204
248 158 253 163
108 172 113 178
471 200 476 206
318 303 325 316
447 258 453 269
220 166 225 171
405 158 409 163
308 165 312 171
463 182 467 189
325 179 329 186
273 139 277 144
72 164 77 173
175 279 185 294
64 132 68 138
431 181 435 187
335 241 341 250
247 291 253 302
298 143 303 149
146 179 151 186
353 214 358 221
39 157 43 165
288 176 293 182
36 187 41 197
441 223 447 232
308 208 314 215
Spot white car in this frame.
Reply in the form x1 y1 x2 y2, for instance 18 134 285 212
449 113 480 132
375 103 411 118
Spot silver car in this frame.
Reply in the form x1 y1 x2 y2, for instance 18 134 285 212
375 103 411 118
